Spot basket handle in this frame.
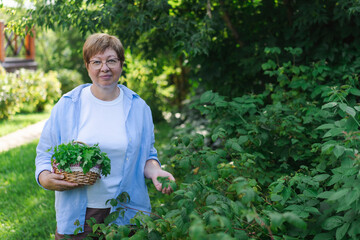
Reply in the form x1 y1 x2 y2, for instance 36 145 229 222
73 140 89 146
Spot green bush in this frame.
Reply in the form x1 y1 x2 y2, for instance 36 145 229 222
0 66 26 119
120 50 175 123
0 68 61 119
56 69 84 94
73 48 360 240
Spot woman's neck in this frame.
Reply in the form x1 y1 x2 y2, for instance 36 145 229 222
90 84 120 101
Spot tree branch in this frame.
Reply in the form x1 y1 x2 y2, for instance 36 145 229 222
219 1 243 47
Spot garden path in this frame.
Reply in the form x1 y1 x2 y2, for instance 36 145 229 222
0 119 46 152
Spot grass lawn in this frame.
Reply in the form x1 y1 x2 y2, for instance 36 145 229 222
0 140 56 240
0 111 51 137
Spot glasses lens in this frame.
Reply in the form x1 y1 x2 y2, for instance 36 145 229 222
89 59 119 69
106 59 119 68
90 61 102 70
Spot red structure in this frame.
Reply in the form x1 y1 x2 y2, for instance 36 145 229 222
0 21 37 72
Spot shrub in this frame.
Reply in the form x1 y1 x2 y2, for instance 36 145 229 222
56 69 84 94
71 48 360 239
0 68 61 119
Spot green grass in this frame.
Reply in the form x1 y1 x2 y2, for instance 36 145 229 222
0 141 56 240
0 111 51 137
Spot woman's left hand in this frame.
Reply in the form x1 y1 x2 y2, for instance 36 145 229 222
144 159 175 195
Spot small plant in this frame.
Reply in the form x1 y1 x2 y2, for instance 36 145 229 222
50 140 111 177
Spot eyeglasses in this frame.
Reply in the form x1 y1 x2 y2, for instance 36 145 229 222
88 58 120 70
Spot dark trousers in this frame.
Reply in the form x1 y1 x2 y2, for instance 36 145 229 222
55 208 110 240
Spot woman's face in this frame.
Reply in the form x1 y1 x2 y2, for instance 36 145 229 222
86 48 122 90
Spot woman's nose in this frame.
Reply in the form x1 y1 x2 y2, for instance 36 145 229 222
100 62 110 71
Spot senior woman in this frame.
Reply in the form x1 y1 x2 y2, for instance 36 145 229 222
35 33 175 239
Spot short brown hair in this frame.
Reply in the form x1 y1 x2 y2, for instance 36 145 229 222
83 33 125 67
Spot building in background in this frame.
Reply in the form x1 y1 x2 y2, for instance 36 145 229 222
0 20 37 72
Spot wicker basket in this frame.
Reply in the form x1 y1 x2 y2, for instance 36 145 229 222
53 165 100 186
52 141 101 186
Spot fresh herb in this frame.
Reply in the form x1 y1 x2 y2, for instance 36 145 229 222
50 141 111 176
157 176 177 191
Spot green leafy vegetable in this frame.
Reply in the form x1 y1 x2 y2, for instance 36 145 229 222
50 140 111 176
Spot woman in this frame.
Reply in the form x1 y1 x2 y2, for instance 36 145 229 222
35 33 175 239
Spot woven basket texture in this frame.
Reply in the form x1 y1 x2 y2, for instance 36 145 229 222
54 167 99 185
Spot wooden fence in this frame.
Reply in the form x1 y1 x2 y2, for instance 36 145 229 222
0 21 37 72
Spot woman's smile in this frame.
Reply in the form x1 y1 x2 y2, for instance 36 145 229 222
99 74 113 80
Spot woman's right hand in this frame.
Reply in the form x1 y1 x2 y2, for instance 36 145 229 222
39 170 79 191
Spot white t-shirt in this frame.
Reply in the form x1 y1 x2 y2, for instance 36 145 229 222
77 85 128 208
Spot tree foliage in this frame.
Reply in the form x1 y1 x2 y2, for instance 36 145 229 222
7 0 360 113
12 1 360 91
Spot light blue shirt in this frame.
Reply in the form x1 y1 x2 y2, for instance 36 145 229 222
35 84 159 235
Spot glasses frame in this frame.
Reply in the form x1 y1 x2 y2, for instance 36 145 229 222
88 58 121 70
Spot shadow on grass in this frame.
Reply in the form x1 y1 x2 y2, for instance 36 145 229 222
0 141 56 240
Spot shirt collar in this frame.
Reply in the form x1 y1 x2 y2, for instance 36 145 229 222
63 83 138 102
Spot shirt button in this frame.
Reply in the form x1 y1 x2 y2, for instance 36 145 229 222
126 157 129 161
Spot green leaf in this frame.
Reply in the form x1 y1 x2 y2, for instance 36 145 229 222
200 91 214 103
74 227 82 235
74 219 80 226
104 211 120 225
333 145 345 159
283 212 306 229
192 134 204 148
182 136 190 147
317 191 333 199
268 212 284 229
92 224 100 234
238 135 249 145
336 223 350 240
165 209 181 219
328 188 350 201
322 102 337 109
117 192 130 203
282 187 292 202
231 142 243 152
264 47 281 55
130 230 146 240
272 182 284 193
313 233 334 240
349 88 360 96
206 194 219 205
322 216 344 230
271 194 282 202
344 190 360 205
323 128 344 138
313 174 330 182
108 198 118 207
316 123 334 130
339 103 356 117
170 181 177 191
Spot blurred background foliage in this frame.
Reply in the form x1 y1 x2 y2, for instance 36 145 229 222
3 0 360 121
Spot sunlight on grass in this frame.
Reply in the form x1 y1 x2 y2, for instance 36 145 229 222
0 111 50 137
0 141 56 240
